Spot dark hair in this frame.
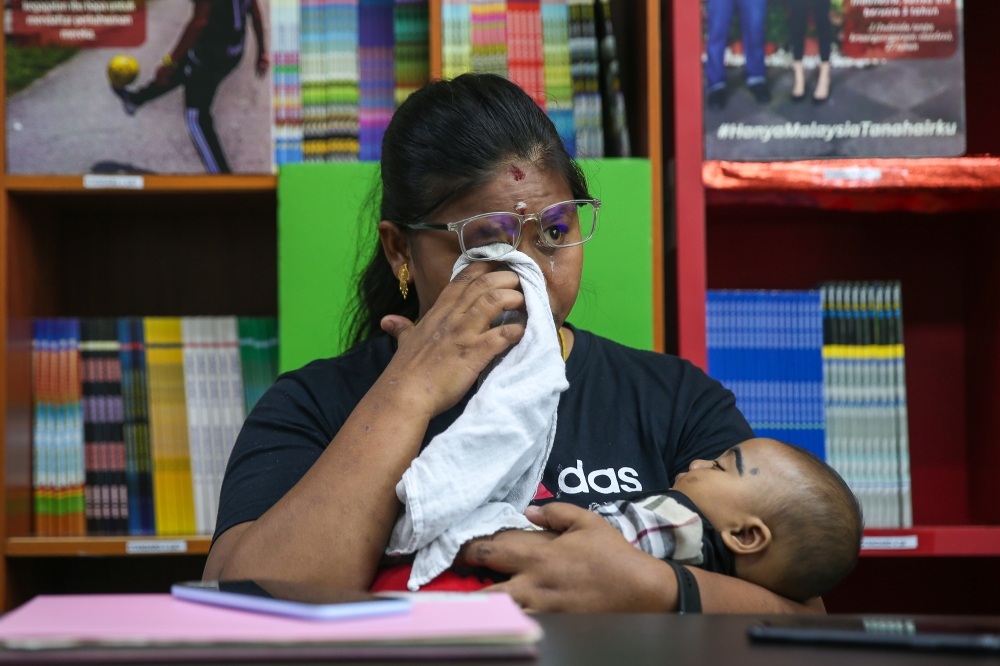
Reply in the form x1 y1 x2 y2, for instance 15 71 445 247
764 442 864 602
345 73 589 348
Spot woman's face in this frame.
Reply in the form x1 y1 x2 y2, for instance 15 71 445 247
384 161 583 327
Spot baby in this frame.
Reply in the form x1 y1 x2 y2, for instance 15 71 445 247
372 437 863 601
596 437 864 602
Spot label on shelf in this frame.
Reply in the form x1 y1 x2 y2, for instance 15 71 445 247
821 167 883 183
82 175 145 190
125 540 188 555
861 535 918 551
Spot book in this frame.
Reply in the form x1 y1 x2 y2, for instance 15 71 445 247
541 0 574 153
394 0 430 105
507 0 546 108
701 0 965 160
567 0 601 158
32 316 279 536
144 318 196 537
273 0 305 166
120 317 156 535
0 593 541 661
80 318 128 536
359 0 396 160
708 285 913 528
706 290 826 461
31 319 86 536
471 0 508 77
593 0 628 157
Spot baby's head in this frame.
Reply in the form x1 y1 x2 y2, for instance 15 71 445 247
672 438 863 602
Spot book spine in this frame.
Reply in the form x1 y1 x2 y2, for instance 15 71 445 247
133 319 155 535
359 0 395 160
567 0 600 157
327 0 361 161
443 0 472 79
102 318 128 535
471 0 507 76
394 0 429 105
506 0 546 108
182 318 209 536
541 0 574 154
593 0 629 157
120 318 144 535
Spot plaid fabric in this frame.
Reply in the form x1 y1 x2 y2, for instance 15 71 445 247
593 495 705 565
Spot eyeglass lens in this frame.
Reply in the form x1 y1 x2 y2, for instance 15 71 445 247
460 202 596 254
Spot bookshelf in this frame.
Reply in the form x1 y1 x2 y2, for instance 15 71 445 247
7 536 212 557
668 0 1000 612
0 2 665 610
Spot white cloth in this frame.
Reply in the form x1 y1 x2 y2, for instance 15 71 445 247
386 247 569 590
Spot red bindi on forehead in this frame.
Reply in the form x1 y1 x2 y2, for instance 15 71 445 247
509 165 526 181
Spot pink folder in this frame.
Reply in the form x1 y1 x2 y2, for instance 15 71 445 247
0 592 541 662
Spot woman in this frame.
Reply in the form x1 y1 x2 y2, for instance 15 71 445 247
788 0 833 103
204 74 822 613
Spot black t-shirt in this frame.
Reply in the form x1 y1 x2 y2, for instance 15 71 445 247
214 325 754 542
194 0 250 57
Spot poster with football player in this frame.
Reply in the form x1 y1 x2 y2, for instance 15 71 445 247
702 0 965 160
6 0 271 174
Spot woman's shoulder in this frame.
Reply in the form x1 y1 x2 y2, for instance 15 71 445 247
571 326 713 387
266 334 395 410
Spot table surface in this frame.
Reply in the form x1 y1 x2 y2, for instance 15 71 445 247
112 614 1000 665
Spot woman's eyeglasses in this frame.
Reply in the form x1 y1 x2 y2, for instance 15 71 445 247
407 199 600 261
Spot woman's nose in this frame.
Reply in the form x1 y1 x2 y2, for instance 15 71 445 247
688 459 713 470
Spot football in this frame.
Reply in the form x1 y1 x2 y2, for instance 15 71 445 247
107 55 139 89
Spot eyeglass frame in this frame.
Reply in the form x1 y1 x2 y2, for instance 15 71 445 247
404 198 602 261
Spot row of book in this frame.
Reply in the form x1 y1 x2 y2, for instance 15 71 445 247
271 0 429 165
270 0 629 167
442 0 629 159
32 317 279 538
706 284 912 529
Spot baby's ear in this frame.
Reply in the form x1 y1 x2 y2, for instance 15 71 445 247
720 518 771 556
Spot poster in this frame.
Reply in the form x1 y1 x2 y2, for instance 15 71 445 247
702 0 965 161
6 0 272 174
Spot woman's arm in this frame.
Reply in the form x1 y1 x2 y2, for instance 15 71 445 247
204 263 526 588
461 503 824 614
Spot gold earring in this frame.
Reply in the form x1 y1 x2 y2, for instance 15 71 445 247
398 263 410 299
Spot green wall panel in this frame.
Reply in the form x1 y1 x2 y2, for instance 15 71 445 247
279 158 653 372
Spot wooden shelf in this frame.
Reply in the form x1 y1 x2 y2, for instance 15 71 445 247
4 174 277 194
6 536 212 557
703 158 1000 212
861 527 1000 558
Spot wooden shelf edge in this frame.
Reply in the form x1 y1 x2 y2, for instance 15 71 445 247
3 174 277 193
6 536 212 557
704 157 1000 192
861 527 1000 557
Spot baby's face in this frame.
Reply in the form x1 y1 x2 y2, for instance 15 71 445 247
672 438 793 532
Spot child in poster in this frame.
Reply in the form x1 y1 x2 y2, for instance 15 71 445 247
112 0 269 174
6 0 272 174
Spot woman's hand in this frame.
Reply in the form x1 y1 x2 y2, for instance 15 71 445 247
379 262 526 418
458 504 679 613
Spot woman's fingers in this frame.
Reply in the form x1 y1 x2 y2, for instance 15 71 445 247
524 503 602 534
451 268 523 315
479 321 526 357
380 315 415 340
467 288 526 329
